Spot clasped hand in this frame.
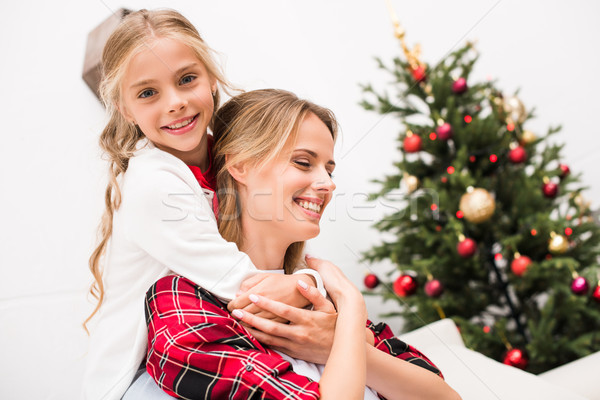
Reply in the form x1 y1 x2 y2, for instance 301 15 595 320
231 278 337 365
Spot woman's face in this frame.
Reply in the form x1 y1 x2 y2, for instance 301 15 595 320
119 37 216 166
240 112 336 243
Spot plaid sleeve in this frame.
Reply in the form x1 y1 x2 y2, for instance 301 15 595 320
366 320 443 379
145 275 320 400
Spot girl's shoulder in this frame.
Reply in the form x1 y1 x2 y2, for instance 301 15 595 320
122 141 202 198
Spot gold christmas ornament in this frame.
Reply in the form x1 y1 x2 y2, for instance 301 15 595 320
404 174 420 193
548 232 569 254
574 194 591 211
503 96 527 125
519 130 537 145
459 187 496 223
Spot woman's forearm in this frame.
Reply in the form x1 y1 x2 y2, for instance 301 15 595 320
319 293 367 400
365 345 461 400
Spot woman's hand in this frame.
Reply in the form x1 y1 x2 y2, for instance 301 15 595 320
305 255 365 313
231 280 337 364
227 273 315 322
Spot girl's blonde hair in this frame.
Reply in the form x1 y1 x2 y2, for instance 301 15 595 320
85 9 230 330
212 89 338 274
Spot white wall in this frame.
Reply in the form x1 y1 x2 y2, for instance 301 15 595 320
1 0 598 398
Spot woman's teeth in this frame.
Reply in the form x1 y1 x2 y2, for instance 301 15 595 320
297 200 321 213
167 116 194 129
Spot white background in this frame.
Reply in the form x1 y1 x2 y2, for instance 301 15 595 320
1 0 599 398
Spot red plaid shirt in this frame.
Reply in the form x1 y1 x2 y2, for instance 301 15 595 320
145 275 442 399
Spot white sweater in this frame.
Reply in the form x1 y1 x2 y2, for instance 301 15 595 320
83 139 262 400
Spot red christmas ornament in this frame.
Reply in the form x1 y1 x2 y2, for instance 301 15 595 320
592 284 600 303
511 255 532 277
542 182 559 198
364 273 380 289
424 279 444 298
404 134 422 153
559 164 570 179
436 123 453 140
452 77 468 94
503 348 529 370
457 238 477 258
411 65 427 83
508 146 527 164
393 275 418 297
571 276 589 295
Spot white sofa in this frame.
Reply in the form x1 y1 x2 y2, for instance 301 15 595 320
398 319 599 400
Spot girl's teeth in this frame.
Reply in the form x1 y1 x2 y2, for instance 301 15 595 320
298 200 321 213
167 117 193 129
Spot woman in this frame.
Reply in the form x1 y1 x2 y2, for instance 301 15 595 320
141 89 460 399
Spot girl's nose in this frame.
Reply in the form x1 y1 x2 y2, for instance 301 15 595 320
167 89 187 113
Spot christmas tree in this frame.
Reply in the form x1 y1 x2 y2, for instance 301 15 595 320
360 16 600 374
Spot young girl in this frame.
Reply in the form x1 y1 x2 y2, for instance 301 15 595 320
83 10 323 400
140 89 460 399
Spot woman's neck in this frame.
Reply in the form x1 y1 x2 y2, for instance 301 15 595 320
240 218 289 271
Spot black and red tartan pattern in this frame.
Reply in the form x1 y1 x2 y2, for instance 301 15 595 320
145 275 442 399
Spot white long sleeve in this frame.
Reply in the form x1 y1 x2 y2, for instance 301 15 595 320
83 140 259 400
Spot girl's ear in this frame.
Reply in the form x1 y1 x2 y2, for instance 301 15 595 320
210 76 217 95
117 101 135 124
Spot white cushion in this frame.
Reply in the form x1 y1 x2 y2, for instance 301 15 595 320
399 320 588 400
419 344 588 400
539 350 600 400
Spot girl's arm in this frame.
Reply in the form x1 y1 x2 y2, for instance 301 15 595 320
122 155 320 308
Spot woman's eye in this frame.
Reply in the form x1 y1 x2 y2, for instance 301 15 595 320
180 75 196 85
138 89 155 99
294 160 310 168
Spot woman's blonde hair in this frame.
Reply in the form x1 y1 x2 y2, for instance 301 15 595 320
213 89 338 274
85 9 230 330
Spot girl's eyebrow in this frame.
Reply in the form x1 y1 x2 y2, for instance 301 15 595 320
129 63 200 89
294 148 336 166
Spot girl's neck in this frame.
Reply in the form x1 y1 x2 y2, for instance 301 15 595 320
155 132 209 170
240 218 289 271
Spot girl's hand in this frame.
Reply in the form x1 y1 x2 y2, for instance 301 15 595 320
227 273 315 322
231 280 337 364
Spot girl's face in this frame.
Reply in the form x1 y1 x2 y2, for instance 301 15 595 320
240 112 336 243
119 37 216 166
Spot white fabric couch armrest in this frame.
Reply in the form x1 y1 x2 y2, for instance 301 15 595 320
398 318 465 350
398 319 588 400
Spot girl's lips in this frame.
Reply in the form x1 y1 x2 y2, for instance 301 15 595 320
161 114 199 136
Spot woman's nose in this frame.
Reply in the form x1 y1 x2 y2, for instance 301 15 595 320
313 169 336 192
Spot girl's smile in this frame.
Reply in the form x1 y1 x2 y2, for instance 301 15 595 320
161 113 200 135
119 37 217 167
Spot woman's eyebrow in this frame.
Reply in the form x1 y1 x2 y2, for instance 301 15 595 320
294 148 336 166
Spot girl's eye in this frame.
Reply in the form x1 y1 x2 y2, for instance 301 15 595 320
138 89 155 99
327 171 335 179
180 75 196 85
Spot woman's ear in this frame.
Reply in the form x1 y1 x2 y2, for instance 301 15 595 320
226 155 249 185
